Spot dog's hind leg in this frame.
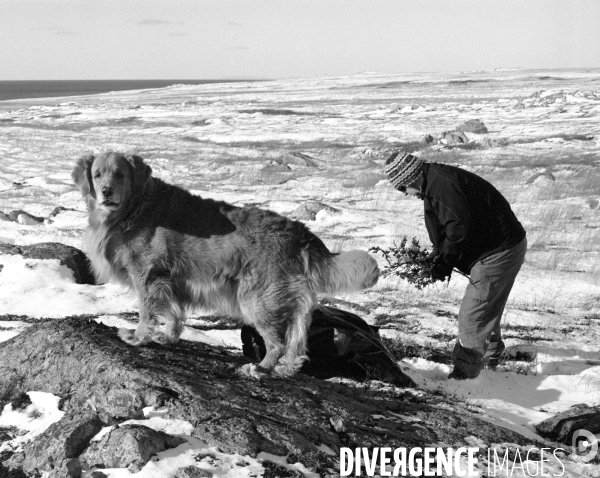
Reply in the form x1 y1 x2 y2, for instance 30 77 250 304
273 286 315 378
238 280 315 379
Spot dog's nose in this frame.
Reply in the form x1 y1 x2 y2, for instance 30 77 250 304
101 185 113 197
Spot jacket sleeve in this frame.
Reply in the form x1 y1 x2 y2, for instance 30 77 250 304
428 181 474 267
424 199 444 255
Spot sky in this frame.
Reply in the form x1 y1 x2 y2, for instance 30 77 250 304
0 0 599 80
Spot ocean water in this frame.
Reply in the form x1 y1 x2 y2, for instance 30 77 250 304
0 79 250 102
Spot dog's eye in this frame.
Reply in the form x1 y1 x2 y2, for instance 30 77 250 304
94 172 101 179
115 171 124 179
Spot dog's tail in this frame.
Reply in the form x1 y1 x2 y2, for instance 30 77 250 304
304 249 379 295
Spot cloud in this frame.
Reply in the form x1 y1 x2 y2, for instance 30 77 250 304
169 32 188 37
138 19 172 26
229 46 250 50
228 22 243 27
55 31 77 36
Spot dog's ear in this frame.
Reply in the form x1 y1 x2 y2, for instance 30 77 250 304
71 154 96 198
126 155 152 192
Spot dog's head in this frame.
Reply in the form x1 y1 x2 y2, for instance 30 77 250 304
72 152 152 215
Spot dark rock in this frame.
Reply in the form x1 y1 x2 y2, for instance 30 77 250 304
456 119 488 134
535 403 600 443
81 424 185 473
289 201 340 221
0 242 95 285
8 210 45 224
175 465 214 478
5 413 102 478
422 134 436 144
89 472 108 478
0 318 545 461
0 211 9 222
48 206 76 219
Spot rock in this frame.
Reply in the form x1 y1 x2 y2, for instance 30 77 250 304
8 210 44 223
282 152 322 168
289 201 340 221
0 318 545 461
438 130 469 145
89 472 108 478
422 134 436 144
422 130 470 147
525 171 555 184
456 119 488 134
81 424 185 473
16 212 44 225
0 211 10 222
5 413 103 478
0 242 96 285
260 161 291 173
175 465 214 478
535 404 600 443
48 206 76 219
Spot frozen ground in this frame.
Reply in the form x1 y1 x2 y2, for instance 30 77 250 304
1 68 599 476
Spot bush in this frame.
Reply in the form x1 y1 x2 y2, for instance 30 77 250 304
370 237 451 289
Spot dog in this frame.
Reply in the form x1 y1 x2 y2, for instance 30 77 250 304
72 152 379 378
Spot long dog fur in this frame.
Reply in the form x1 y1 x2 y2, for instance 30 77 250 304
72 152 379 378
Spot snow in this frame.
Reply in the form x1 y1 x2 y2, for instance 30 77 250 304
1 67 599 476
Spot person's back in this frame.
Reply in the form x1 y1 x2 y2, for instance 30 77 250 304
423 162 525 274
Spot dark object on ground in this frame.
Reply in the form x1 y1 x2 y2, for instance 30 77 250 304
9 392 32 411
242 305 415 387
535 404 600 443
0 242 96 285
456 119 488 134
0 317 544 476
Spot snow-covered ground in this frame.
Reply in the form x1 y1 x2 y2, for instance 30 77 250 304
1 68 600 477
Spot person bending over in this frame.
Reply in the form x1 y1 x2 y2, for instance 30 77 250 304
385 152 526 379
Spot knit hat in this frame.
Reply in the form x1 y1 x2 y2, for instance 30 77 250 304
384 152 425 190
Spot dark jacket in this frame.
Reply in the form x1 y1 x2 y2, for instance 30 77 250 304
422 163 525 274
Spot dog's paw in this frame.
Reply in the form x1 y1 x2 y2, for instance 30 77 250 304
152 332 178 345
238 363 270 380
118 327 150 346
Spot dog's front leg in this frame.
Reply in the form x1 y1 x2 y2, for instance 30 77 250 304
118 276 154 346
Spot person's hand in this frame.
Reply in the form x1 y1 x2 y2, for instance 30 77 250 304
426 250 439 262
429 254 453 281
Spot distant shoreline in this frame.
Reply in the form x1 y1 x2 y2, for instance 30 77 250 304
0 79 261 102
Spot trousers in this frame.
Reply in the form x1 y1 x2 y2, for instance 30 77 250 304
452 237 527 378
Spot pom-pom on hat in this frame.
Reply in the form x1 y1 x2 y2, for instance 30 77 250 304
384 152 425 190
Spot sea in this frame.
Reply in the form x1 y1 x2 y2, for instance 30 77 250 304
0 79 252 102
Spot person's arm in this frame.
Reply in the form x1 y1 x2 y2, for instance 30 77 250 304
429 181 474 268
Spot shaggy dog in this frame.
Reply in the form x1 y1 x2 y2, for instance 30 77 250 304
72 152 379 378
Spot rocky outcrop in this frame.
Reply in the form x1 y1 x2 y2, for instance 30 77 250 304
422 130 469 147
289 201 340 221
0 318 545 476
456 119 488 134
6 413 103 478
81 424 185 473
536 404 600 443
0 242 95 285
421 119 487 148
